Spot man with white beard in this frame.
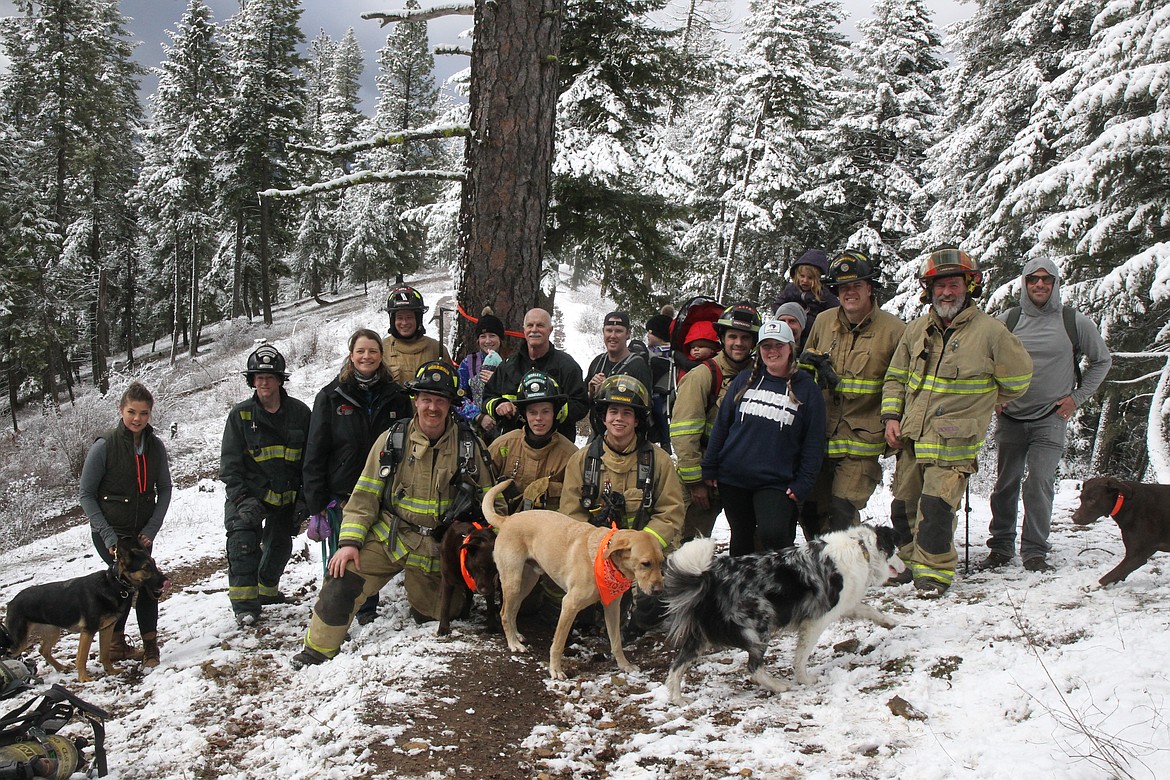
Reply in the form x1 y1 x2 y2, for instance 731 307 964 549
881 249 1033 599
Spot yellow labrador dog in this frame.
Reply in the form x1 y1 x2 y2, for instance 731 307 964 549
482 479 665 680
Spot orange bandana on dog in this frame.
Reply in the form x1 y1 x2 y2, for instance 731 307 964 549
594 527 632 606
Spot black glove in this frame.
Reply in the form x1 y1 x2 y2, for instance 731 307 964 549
236 497 265 527
802 352 840 390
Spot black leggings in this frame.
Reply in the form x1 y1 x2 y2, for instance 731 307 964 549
92 533 159 636
720 485 798 556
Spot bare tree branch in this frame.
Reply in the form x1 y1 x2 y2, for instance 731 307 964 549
362 3 475 26
289 123 471 159
260 169 465 199
435 45 473 56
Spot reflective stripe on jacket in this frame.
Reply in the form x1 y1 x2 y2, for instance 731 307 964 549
803 306 905 459
669 351 750 484
882 305 1032 465
340 418 493 570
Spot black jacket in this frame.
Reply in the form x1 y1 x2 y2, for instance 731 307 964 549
483 343 588 441
220 389 312 509
301 375 412 515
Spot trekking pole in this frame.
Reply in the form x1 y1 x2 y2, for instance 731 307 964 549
963 481 971 574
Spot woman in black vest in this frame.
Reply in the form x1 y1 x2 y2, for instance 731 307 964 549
79 382 172 666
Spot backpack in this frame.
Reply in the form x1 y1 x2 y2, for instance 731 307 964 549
1004 306 1082 387
578 435 656 531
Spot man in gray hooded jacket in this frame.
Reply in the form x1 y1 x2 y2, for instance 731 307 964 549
981 258 1112 572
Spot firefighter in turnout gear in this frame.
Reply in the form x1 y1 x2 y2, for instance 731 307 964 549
221 344 312 626
669 302 761 541
384 284 452 384
799 251 905 537
881 249 1033 598
292 360 494 667
562 375 684 549
488 371 578 512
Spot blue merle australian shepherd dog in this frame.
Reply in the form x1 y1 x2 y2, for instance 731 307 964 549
662 525 905 704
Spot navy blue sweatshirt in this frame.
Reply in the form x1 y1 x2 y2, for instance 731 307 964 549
701 366 825 498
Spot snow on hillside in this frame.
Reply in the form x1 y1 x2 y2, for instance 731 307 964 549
1 271 1167 779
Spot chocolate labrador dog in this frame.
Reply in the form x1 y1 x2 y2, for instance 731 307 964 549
1072 476 1170 586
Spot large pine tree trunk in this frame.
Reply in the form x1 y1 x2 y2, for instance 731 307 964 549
455 0 562 355
259 195 274 325
232 213 245 319
93 266 109 394
188 232 200 359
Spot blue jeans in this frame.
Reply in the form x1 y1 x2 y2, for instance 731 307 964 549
988 413 1068 560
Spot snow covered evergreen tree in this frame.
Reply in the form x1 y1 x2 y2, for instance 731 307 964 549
805 0 944 269
0 0 143 396
708 0 847 306
291 29 365 299
134 0 229 361
914 0 1096 313
216 0 308 325
547 0 701 314
341 4 442 284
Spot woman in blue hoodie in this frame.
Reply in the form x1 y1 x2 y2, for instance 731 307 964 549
701 319 826 555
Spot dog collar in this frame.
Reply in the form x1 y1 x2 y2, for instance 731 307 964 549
111 567 135 598
1109 493 1125 517
594 526 632 606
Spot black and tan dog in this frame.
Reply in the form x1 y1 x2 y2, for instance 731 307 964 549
3 538 168 682
1073 476 1170 586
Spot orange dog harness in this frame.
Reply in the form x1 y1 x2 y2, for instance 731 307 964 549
594 526 632 606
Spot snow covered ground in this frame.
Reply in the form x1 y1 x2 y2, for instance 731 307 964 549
1 271 1167 779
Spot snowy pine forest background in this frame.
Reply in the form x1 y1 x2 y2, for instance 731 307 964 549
0 0 1168 526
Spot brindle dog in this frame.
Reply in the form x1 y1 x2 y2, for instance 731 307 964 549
3 538 168 682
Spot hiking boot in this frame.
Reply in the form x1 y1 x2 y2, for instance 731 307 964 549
1023 556 1054 573
141 632 160 668
235 611 260 628
355 610 377 626
109 632 144 662
976 551 1013 571
914 578 950 599
258 592 288 606
884 568 912 587
290 648 328 670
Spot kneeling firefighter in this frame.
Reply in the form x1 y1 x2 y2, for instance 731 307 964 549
292 360 495 667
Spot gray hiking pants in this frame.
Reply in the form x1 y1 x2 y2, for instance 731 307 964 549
988 413 1067 561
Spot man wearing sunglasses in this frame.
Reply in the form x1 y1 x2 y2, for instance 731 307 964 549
981 259 1112 573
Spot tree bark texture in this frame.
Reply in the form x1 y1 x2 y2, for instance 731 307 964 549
455 0 562 355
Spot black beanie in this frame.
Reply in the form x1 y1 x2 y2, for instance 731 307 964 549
645 314 672 341
475 313 506 339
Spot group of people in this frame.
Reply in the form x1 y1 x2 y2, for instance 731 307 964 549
76 246 1111 669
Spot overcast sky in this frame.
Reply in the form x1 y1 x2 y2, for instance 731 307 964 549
0 0 971 110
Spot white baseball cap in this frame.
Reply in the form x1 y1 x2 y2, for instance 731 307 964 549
758 319 795 346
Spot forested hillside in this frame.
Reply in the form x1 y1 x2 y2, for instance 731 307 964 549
0 0 1166 493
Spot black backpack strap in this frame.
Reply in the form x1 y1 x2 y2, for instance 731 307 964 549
378 420 410 500
702 359 723 412
579 435 605 511
633 441 656 530
1062 306 1083 387
1005 305 1082 387
1005 306 1021 332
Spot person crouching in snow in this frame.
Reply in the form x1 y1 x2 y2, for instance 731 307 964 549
292 360 494 668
